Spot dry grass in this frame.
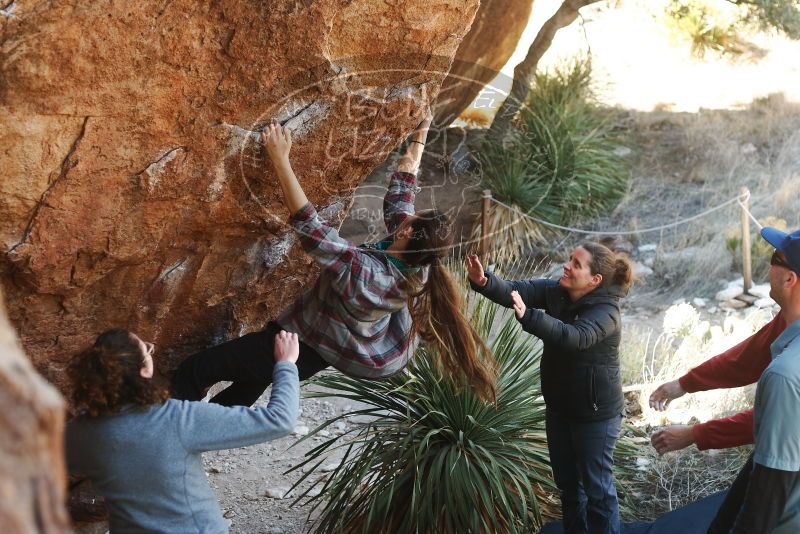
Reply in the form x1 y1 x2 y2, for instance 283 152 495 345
618 443 749 520
620 302 773 424
596 94 800 299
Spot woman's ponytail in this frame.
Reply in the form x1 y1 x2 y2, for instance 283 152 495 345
612 257 634 290
410 262 496 402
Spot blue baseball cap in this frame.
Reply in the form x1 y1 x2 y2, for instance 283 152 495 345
761 227 800 274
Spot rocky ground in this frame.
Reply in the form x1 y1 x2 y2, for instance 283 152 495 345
202 393 356 534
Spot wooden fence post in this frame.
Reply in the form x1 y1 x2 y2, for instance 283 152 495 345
740 187 752 294
480 190 492 260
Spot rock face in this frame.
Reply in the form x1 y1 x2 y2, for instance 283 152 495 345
0 287 70 533
0 1 479 392
434 0 533 124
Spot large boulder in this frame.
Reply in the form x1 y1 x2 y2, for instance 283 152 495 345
434 0 533 124
0 287 70 533
0 1 479 392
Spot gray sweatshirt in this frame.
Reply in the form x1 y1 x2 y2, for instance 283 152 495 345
65 361 299 534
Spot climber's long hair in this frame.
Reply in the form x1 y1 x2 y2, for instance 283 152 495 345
402 210 497 402
68 329 169 417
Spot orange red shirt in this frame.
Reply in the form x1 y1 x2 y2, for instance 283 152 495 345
678 313 787 450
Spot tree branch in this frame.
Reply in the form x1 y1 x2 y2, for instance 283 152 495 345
487 0 603 140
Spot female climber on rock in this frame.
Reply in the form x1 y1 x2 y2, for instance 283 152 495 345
171 110 496 405
65 328 300 533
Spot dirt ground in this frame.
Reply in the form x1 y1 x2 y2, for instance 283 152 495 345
202 392 356 534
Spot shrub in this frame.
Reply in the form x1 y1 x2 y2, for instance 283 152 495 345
475 58 629 261
665 1 744 58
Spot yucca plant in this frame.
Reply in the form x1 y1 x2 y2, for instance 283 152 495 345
665 0 744 58
287 297 556 533
512 58 629 225
474 57 629 261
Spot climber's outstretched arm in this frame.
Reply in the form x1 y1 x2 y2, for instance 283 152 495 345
396 107 433 174
262 123 308 215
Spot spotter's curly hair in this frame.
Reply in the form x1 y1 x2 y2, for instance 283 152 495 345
68 329 169 417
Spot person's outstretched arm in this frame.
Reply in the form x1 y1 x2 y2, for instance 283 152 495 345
651 409 755 454
465 255 551 310
649 313 785 411
176 332 301 453
396 108 432 174
263 124 360 282
511 292 618 352
679 312 784 391
384 110 432 235
263 123 308 215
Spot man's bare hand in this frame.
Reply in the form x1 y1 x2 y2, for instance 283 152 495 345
651 425 695 455
649 379 686 411
273 331 299 364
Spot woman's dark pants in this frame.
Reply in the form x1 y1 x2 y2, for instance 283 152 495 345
170 322 329 407
546 410 622 534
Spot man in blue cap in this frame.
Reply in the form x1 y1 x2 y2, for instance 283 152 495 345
708 226 800 533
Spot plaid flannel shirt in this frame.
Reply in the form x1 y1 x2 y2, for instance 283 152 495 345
276 171 420 378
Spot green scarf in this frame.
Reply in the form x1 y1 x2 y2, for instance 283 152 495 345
361 239 420 274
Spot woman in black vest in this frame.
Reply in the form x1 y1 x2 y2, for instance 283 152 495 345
467 242 633 534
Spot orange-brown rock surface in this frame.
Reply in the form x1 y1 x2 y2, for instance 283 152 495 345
434 0 533 124
0 1 479 392
0 287 70 533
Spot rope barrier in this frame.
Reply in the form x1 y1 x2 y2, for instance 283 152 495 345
738 197 764 231
488 191 751 236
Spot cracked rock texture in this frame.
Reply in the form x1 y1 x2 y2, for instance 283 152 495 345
0 287 70 533
0 0 479 393
434 0 533 123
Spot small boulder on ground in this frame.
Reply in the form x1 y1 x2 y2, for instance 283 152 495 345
715 286 743 302
748 284 771 299
264 487 293 500
720 299 748 310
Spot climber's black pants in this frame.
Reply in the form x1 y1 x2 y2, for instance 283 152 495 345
170 321 329 407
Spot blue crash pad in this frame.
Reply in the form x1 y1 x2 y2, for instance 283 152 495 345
539 490 726 534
